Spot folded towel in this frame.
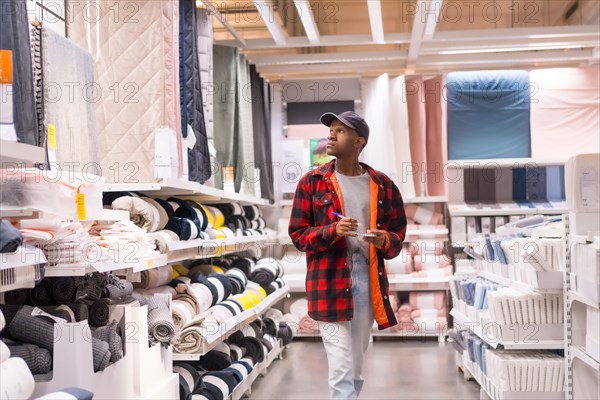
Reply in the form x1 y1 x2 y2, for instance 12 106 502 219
385 253 414 274
136 265 174 289
411 309 446 319
405 240 445 256
146 295 178 345
91 320 123 363
0 220 23 253
92 337 111 372
174 326 204 354
405 204 444 225
413 255 451 271
409 292 447 310
7 343 53 374
0 357 35 399
9 306 56 351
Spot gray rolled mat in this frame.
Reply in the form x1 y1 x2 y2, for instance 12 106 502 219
91 321 123 363
7 343 53 374
3 288 30 306
50 277 77 304
9 306 56 351
102 279 134 298
92 338 111 372
146 295 178 345
87 296 137 327
30 280 55 306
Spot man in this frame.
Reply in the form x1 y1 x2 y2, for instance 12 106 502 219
288 111 407 400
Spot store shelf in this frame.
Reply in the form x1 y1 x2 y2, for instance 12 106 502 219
0 247 46 292
449 207 539 217
102 179 270 205
279 199 293 207
477 269 563 293
450 308 564 350
0 140 47 167
173 286 289 360
372 330 446 340
403 196 448 204
44 254 168 277
405 227 448 238
388 275 451 291
571 345 600 372
569 290 600 309
447 157 567 168
88 209 130 221
0 206 40 219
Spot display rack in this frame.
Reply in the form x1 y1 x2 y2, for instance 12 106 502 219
0 247 46 292
44 253 168 277
404 196 448 204
387 275 451 291
166 234 279 263
173 286 289 360
0 140 47 167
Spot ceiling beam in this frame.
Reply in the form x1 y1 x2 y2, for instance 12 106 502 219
248 50 407 66
252 0 287 46
419 49 594 66
422 0 443 40
430 25 600 42
199 0 246 47
421 36 600 54
218 33 411 49
293 0 320 44
366 0 385 44
407 0 443 73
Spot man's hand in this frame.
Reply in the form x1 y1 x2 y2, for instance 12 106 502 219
363 229 386 248
335 217 359 237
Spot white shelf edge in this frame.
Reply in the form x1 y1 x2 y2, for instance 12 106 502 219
173 286 290 360
45 253 167 277
0 207 39 218
166 234 279 254
0 140 47 167
569 290 600 309
405 228 449 237
477 270 563 294
0 247 46 271
403 196 448 204
447 157 567 168
570 345 600 371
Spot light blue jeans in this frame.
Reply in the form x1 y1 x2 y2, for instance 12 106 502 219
318 253 374 400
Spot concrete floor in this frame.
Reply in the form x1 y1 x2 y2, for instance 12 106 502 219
248 340 481 399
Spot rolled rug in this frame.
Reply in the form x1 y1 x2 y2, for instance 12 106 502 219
171 300 196 330
143 198 169 231
262 317 278 337
242 205 260 221
173 362 202 396
177 283 214 314
0 219 23 253
188 201 209 232
167 198 202 236
91 320 123 363
50 277 77 304
277 322 294 346
3 288 30 306
0 304 23 331
0 357 35 400
111 196 161 232
228 344 244 362
30 280 55 306
88 297 138 327
221 367 244 386
225 268 247 295
209 257 233 270
174 326 204 354
153 198 176 219
231 257 255 277
164 217 194 241
202 372 235 400
146 295 178 345
135 265 174 289
102 191 132 206
201 342 232 371
219 299 244 316
188 264 216 279
207 274 233 301
208 304 234 325
7 343 53 374
102 279 134 299
263 308 283 323
239 337 264 364
9 306 56 351
92 337 111 372
149 230 179 253
67 303 89 322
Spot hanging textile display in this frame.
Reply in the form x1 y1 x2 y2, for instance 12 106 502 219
179 0 211 184
424 76 446 196
405 76 427 196
250 65 274 201
66 0 183 183
0 0 39 146
196 6 214 142
447 70 531 160
235 54 255 195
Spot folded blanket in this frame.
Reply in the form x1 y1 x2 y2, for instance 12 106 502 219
146 295 178 345
409 292 447 310
136 265 174 289
112 196 161 232
92 338 111 372
385 253 414 275
411 309 446 319
9 306 56 351
91 321 123 363
413 255 451 271
7 343 53 374
405 204 444 225
298 315 319 333
0 341 10 363
0 219 23 253
36 387 94 400
174 326 204 353
396 304 413 323
0 357 35 399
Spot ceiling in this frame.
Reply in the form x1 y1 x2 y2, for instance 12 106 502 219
200 0 600 79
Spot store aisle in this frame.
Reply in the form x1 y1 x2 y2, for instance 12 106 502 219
249 340 480 399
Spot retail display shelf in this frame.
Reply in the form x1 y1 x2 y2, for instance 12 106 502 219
173 286 289 360
0 247 46 293
277 235 293 245
44 254 168 277
405 227 448 238
447 157 567 168
102 179 270 205
0 140 47 167
166 234 279 252
571 345 600 372
450 308 564 350
495 225 564 238
228 339 284 400
403 196 448 204
279 199 293 206
449 207 539 217
477 269 563 293
569 290 600 309
0 206 40 219
387 275 451 291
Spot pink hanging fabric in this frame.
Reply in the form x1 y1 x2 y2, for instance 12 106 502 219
406 76 427 196
424 76 446 196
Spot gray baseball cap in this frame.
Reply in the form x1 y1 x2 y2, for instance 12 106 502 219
320 111 370 143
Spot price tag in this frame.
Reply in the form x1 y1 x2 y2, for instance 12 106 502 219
48 124 57 150
145 258 154 269
76 192 86 220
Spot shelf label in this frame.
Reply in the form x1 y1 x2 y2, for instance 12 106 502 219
145 258 154 269
48 124 57 150
76 192 86 220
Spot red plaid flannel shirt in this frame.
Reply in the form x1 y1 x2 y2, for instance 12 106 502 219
288 160 407 329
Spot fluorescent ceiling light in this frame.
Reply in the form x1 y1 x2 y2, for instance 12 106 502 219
440 44 583 55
